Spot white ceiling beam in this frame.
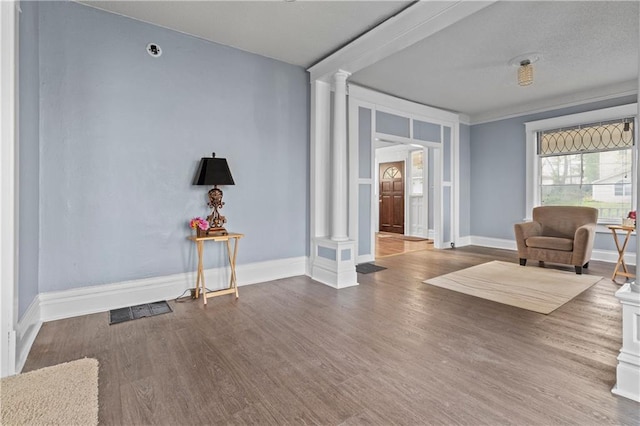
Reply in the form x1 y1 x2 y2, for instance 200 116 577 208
308 1 497 83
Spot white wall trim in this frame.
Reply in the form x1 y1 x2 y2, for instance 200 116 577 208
469 236 517 251
38 256 307 323
1 0 18 378
467 235 636 266
350 84 461 123
356 254 375 265
471 84 637 125
592 249 636 266
13 256 305 372
15 296 41 374
349 85 459 252
456 235 471 247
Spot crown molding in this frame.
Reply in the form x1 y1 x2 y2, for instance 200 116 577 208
469 81 638 125
308 1 496 82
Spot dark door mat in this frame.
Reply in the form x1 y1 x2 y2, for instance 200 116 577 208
109 301 172 325
356 263 387 274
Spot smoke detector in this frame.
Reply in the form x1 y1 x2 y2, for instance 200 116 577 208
146 43 162 58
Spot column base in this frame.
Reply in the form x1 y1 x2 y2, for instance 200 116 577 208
612 352 640 402
612 283 640 402
310 237 358 289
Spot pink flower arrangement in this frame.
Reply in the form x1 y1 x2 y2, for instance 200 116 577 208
628 211 636 220
190 217 209 231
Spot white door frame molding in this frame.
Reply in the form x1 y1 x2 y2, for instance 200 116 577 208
1 0 19 378
348 85 460 257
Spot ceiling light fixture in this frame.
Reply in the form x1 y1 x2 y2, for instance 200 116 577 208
518 60 533 86
509 52 541 87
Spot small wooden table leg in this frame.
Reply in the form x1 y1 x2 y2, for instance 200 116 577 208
226 238 240 299
610 226 634 283
196 240 207 304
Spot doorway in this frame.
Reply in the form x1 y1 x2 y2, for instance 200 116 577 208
379 161 405 234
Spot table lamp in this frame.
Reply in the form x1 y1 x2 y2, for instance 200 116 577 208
193 153 235 235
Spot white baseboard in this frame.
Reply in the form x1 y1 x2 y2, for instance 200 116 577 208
592 249 636 266
39 273 191 323
16 256 305 369
456 236 471 247
468 236 636 266
469 236 517 251
38 256 307 323
16 297 42 373
356 254 375 264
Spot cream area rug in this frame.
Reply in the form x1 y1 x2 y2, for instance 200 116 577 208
1 358 98 426
424 261 603 314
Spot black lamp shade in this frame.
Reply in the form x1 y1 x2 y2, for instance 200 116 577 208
193 155 235 186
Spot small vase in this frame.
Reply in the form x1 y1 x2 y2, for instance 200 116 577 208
196 228 208 237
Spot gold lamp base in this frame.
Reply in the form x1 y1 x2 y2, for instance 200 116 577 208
206 227 228 236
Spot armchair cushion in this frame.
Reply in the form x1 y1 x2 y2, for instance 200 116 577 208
526 236 573 251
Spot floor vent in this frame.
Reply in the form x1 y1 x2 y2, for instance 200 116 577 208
109 301 172 325
356 263 387 274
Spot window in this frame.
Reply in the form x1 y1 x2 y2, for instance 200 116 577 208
410 150 423 195
382 166 401 179
526 104 637 225
614 179 632 197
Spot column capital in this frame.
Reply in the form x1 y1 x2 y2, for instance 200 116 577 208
333 69 352 82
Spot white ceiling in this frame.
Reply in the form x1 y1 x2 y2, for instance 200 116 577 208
77 0 412 67
351 1 640 123
77 1 639 123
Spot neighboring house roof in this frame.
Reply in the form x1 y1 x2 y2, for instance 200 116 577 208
592 171 630 185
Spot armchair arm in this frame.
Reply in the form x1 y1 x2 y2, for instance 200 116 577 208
514 221 542 256
572 223 596 266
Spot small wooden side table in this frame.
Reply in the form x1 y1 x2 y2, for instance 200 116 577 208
607 225 635 283
188 232 244 304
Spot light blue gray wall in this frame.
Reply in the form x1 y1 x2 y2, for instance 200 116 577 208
359 107 372 179
18 1 40 319
414 120 441 143
376 111 410 138
358 107 373 257
358 185 371 256
30 1 309 293
443 127 451 182
427 148 435 230
470 95 637 251
459 124 471 237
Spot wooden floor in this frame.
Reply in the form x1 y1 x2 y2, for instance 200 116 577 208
375 232 433 258
24 246 638 425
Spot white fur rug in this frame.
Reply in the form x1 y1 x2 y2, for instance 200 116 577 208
1 358 98 425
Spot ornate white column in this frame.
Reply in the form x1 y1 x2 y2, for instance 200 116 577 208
308 71 357 289
331 70 350 241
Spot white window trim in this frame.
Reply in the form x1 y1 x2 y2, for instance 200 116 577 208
524 103 638 221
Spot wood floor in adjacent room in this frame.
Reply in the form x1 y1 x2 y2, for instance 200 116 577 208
24 246 639 425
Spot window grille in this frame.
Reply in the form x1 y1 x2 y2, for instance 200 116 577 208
536 116 635 224
538 118 634 157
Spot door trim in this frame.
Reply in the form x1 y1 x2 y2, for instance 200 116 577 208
348 87 460 262
378 160 405 234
